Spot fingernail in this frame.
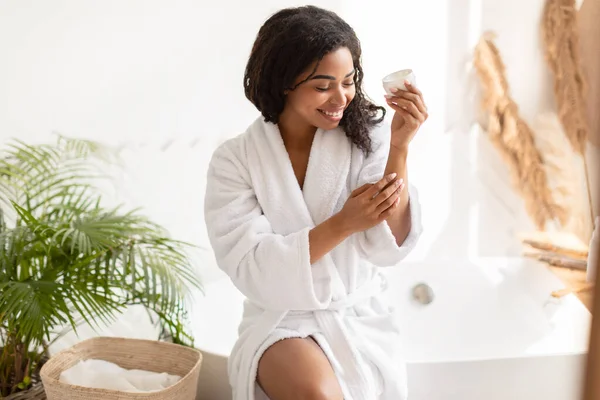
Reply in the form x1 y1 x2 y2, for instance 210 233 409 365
388 172 397 179
404 80 411 86
391 88 399 93
395 197 401 206
395 179 402 186
384 94 393 99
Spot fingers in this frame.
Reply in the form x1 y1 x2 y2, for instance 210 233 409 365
404 80 424 98
363 173 398 199
351 183 373 197
375 181 405 213
373 177 404 206
394 85 427 115
385 80 428 121
385 97 422 121
390 89 425 112
386 102 422 129
378 196 402 220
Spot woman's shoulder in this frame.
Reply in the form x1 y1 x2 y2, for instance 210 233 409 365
207 137 250 182
209 120 259 165
209 135 241 166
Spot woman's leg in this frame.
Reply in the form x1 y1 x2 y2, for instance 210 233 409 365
257 337 344 400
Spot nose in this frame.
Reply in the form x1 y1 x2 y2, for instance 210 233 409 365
329 86 347 107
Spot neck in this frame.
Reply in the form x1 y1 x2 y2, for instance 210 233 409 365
278 110 317 151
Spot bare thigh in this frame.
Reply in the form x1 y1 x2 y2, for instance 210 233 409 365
257 337 344 400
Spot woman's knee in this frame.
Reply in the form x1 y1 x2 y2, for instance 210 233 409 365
257 337 344 400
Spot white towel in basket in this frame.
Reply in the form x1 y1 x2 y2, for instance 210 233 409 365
59 359 181 392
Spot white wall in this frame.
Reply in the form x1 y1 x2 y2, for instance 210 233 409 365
0 0 290 144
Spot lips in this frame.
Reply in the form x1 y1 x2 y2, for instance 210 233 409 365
318 108 344 120
319 109 343 117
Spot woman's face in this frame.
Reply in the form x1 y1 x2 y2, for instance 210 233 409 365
282 47 356 131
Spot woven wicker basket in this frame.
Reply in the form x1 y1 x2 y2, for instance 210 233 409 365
40 337 202 400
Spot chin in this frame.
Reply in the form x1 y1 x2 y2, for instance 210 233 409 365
317 120 341 130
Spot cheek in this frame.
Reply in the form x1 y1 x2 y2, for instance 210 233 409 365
296 90 328 111
285 92 308 112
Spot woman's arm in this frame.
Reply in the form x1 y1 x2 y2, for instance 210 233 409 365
308 215 349 264
382 145 411 246
350 82 426 267
383 80 428 246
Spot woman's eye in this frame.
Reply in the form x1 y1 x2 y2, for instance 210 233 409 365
316 82 354 92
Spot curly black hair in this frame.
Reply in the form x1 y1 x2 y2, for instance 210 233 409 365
244 5 385 155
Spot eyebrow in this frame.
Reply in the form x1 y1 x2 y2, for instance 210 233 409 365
309 69 356 81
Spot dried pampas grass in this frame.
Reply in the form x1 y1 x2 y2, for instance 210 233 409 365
532 112 591 239
541 0 595 239
473 33 567 230
541 0 589 154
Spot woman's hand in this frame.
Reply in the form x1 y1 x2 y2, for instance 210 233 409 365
385 81 428 150
334 173 406 235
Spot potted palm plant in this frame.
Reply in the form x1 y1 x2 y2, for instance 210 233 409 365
0 136 202 399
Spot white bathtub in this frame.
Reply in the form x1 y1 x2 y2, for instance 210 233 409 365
189 257 592 400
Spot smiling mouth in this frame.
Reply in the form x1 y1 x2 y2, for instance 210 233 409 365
318 109 344 118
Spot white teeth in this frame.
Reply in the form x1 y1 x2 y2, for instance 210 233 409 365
320 110 343 117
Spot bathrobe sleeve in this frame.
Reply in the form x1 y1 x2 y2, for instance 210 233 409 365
354 123 423 267
203 140 331 311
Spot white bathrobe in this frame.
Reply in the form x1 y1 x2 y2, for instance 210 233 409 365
204 116 423 400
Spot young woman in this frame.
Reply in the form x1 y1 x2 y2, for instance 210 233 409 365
204 5 427 400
